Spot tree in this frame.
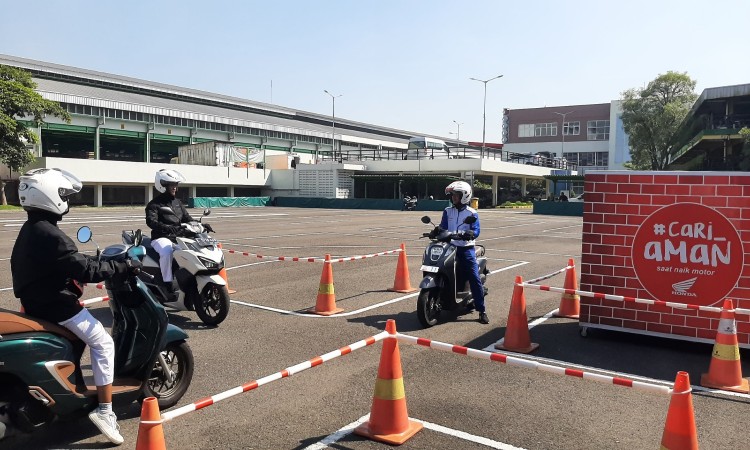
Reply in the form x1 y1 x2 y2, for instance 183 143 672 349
0 64 70 205
620 71 697 170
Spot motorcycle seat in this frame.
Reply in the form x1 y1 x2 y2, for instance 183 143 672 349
0 310 79 341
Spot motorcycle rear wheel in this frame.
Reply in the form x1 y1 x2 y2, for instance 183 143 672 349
141 341 194 409
417 288 441 327
195 284 230 326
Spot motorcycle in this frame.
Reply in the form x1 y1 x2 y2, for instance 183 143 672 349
416 215 489 327
0 227 193 438
123 208 230 326
403 196 418 211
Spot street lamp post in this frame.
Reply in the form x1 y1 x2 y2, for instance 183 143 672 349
324 90 342 161
452 120 462 145
552 110 575 160
469 74 503 158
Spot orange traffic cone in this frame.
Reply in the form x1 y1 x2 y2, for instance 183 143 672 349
495 275 539 353
388 243 417 293
218 268 237 294
660 371 699 450
216 243 236 294
554 258 580 319
355 319 422 445
307 254 343 315
135 397 167 450
700 299 749 393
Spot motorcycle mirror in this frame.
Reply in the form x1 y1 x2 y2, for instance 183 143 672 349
203 209 211 217
463 216 477 225
134 229 143 246
420 216 431 224
76 226 92 243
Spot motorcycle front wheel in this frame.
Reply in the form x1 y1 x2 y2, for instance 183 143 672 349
141 341 194 409
417 288 441 327
195 284 230 326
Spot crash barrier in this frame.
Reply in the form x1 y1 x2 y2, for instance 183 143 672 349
136 319 698 449
187 196 271 208
223 243 416 315
515 277 750 394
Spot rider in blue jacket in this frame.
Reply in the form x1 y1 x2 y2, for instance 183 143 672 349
440 181 489 324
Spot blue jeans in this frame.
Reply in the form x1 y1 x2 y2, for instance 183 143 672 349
456 246 485 313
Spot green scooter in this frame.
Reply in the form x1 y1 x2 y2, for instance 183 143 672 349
0 227 193 438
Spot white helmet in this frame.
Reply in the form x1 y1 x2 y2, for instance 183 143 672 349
154 168 186 193
445 180 472 205
18 168 82 216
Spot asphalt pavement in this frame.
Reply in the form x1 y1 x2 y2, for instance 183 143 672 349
0 206 747 449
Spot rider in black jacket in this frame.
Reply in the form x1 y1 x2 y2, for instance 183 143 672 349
145 169 213 300
11 168 131 445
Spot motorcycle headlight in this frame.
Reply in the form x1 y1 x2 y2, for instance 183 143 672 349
197 256 221 270
429 246 443 261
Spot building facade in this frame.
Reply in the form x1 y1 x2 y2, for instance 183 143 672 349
1 54 573 206
501 101 631 173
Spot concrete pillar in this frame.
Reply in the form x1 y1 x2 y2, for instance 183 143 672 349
95 116 104 159
145 185 153 203
521 177 527 198
492 175 498 206
189 186 197 198
94 184 103 207
145 123 152 163
228 186 234 196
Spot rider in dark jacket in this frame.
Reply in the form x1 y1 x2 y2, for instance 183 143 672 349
145 169 213 300
11 168 130 445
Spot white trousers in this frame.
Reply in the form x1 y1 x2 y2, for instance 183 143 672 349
151 237 176 282
59 308 115 386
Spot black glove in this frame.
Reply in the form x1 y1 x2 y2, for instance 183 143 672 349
460 230 475 240
203 223 214 233
428 227 439 239
126 258 143 274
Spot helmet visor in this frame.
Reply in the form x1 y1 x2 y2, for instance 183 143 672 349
56 169 82 200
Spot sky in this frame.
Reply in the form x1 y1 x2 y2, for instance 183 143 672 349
2 0 748 144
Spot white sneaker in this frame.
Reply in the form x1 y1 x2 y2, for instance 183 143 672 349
88 410 124 445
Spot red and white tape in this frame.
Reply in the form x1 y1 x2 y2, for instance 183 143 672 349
397 333 671 395
80 296 109 306
522 282 750 316
524 264 572 285
223 247 401 263
155 330 389 423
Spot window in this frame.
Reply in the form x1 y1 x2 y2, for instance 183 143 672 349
587 120 610 140
518 124 534 137
563 151 609 167
534 123 557 137
563 121 580 136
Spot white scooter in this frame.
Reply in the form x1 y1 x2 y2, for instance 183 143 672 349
122 209 230 326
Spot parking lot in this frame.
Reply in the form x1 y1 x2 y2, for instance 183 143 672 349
0 206 748 449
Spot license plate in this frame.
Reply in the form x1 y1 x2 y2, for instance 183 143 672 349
420 265 439 273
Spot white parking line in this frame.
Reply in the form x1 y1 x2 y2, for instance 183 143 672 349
302 413 526 450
